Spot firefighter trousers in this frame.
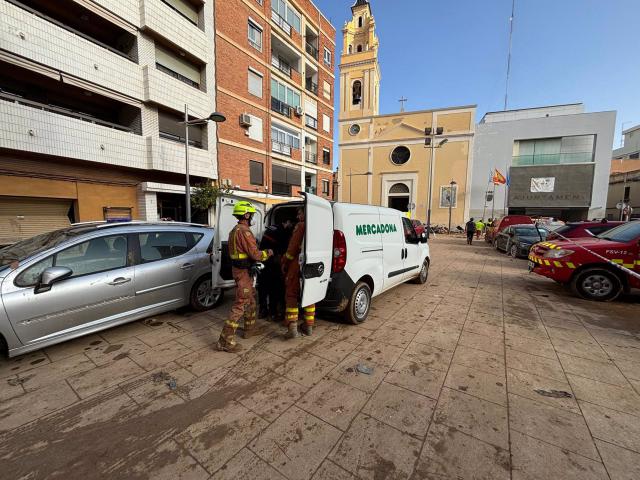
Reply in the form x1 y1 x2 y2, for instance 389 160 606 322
219 267 257 346
284 261 315 327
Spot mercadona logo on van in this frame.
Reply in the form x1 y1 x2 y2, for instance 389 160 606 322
356 223 398 236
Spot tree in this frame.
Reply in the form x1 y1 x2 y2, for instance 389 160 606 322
190 182 231 211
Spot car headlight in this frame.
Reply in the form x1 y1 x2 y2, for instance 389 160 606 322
544 249 574 259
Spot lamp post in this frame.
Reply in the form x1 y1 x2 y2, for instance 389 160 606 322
424 127 448 239
181 105 226 222
347 169 373 203
448 179 457 234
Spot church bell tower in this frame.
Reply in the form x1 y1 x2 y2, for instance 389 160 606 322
339 0 380 120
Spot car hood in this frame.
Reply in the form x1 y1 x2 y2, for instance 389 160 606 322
518 236 544 244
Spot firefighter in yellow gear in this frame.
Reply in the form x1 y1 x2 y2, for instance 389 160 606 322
217 201 273 352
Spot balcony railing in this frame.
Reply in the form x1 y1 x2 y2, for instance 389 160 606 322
305 151 318 164
156 63 200 89
305 115 318 130
305 42 319 59
512 152 594 166
272 140 292 156
271 10 292 36
271 97 292 117
271 54 292 77
160 0 198 27
272 182 292 196
305 78 318 95
159 131 203 149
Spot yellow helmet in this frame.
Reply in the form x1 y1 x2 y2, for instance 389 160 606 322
233 201 257 217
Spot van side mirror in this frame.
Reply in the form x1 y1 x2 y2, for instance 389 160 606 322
420 233 428 244
35 267 73 294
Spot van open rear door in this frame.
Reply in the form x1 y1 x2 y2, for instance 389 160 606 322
301 193 333 307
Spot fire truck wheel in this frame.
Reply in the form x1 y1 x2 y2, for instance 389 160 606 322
571 268 622 302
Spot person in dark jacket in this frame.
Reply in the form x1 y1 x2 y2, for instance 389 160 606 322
465 217 477 245
258 218 294 322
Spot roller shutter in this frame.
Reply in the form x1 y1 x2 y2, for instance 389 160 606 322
0 198 72 246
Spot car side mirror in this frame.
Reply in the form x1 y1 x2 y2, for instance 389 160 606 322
35 267 73 294
420 233 428 244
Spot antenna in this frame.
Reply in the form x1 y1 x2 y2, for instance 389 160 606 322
399 97 408 112
504 0 515 111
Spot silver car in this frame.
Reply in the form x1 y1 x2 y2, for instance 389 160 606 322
0 222 220 357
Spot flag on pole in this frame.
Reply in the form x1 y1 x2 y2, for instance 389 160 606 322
493 169 507 185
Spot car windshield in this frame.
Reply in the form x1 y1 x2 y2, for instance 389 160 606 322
0 227 92 268
514 227 542 237
597 222 640 242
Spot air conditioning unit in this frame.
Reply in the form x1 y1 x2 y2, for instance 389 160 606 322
239 113 252 127
295 106 304 116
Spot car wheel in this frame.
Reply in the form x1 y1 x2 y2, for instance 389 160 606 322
510 244 519 258
411 259 430 284
570 269 622 302
190 275 224 311
344 281 372 325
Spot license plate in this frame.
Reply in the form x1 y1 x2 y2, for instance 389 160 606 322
528 261 536 271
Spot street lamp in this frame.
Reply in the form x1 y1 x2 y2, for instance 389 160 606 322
347 169 373 203
424 127 448 239
180 105 226 222
447 180 457 234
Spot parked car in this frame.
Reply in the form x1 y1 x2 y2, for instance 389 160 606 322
529 221 640 301
485 215 534 245
546 221 625 240
411 219 426 237
0 223 218 357
495 224 549 258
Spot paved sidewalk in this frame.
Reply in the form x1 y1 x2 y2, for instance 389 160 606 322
1 237 640 479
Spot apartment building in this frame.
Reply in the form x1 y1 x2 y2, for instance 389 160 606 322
214 0 336 205
0 0 218 245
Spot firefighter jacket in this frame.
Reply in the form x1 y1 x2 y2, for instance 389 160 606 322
284 222 305 262
229 221 268 269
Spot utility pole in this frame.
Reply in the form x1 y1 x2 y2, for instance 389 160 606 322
448 180 457 234
424 127 448 240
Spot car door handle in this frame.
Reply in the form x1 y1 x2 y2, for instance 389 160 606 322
108 277 131 286
181 263 195 270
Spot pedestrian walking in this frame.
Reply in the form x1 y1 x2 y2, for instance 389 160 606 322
475 219 485 240
282 207 315 339
258 218 294 322
217 201 273 353
465 217 477 245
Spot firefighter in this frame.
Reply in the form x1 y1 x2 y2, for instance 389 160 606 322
258 218 294 321
217 201 273 353
282 207 315 339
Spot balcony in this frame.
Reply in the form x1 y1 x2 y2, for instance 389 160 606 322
149 137 214 178
305 115 318 130
271 55 293 78
305 151 318 164
512 152 594 166
271 97 292 118
272 141 292 156
144 65 209 119
305 42 319 60
305 78 318 96
271 10 292 36
159 131 203 149
156 63 200 89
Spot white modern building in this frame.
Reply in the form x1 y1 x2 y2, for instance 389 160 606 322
0 0 218 245
470 104 616 221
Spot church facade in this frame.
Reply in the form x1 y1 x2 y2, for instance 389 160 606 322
338 0 475 226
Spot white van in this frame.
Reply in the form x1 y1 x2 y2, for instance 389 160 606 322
212 193 430 324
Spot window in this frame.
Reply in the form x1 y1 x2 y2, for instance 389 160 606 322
15 257 54 287
271 78 301 108
349 124 361 136
357 45 363 53
248 20 263 51
161 0 200 26
247 115 263 142
322 179 330 195
248 69 263 98
352 81 362 105
348 45 353 54
358 16 363 28
272 165 301 195
513 135 595 166
439 185 458 208
139 232 193 263
155 44 201 89
272 125 300 155
323 48 332 66
630 153 640 159
624 186 631 201
390 146 411 165
250 161 264 186
402 217 418 243
323 81 331 100
272 0 301 33
323 148 331 165
323 114 330 133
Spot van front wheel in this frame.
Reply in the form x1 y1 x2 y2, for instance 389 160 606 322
411 259 429 284
344 282 372 325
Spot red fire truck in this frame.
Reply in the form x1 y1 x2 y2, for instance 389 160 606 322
528 221 640 301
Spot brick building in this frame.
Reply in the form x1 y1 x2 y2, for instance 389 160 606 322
214 0 336 205
0 0 219 245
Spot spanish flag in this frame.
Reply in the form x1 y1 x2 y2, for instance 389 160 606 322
493 169 507 185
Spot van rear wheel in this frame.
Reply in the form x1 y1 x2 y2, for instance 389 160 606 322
344 281 372 325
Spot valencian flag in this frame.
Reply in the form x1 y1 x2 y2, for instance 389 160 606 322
493 169 507 185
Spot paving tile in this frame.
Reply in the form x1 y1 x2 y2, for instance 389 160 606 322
505 334 557 359
237 373 307 422
403 341 454 372
308 336 360 364
326 326 371 346
176 400 268 474
84 337 150 366
386 357 446 400
552 338 610 361
171 314 218 333
260 334 310 359
250 406 342 480
352 339 404 368
510 430 608 480
298 378 369 431
412 327 461 352
469 312 504 326
98 321 154 343
546 326 598 345
363 381 436 437
311 460 354 479
16 353 95 392
504 323 549 341
211 448 287 480
43 334 106 362
452 344 505 377
463 321 504 338
433 387 508 449
595 439 640 480
329 413 422 480
458 330 505 356
444 364 507 406
230 347 286 382
0 350 50 378
127 340 194 371
509 393 599 460
613 358 640 382
176 326 222 350
506 349 566 382
126 439 210 480
275 352 337 388
0 376 24 401
568 374 640 417
558 353 629 387
66 357 145 399
175 347 240 377
507 368 580 413
600 343 640 363
175 367 238 401
136 323 191 347
120 363 195 406
414 422 510 480
330 354 389 394
368 324 416 349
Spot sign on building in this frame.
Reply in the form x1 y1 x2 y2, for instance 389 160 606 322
530 177 556 193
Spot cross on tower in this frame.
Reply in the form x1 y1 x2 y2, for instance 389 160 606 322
398 97 408 112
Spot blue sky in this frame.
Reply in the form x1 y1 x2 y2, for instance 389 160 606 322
314 0 640 160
